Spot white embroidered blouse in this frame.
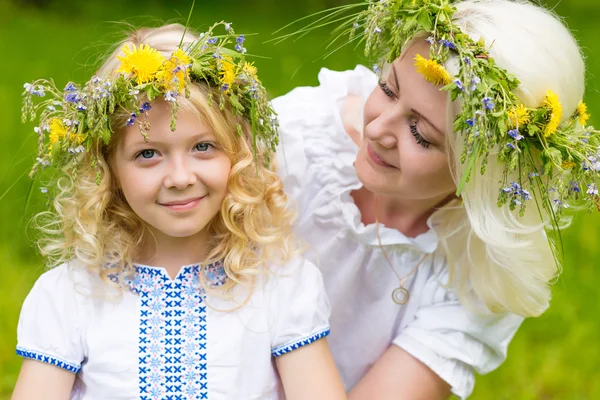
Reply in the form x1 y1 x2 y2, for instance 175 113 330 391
16 258 330 399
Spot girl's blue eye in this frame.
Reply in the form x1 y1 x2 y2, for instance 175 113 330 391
138 149 156 159
195 142 212 152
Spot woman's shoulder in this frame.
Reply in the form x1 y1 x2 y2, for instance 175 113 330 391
272 64 377 124
274 66 377 209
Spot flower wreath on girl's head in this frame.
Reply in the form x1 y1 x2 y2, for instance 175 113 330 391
22 21 279 184
278 0 599 232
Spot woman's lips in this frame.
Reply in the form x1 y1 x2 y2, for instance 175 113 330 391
367 143 396 169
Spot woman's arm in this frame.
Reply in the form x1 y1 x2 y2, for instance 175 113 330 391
12 359 75 400
276 338 347 400
349 345 451 400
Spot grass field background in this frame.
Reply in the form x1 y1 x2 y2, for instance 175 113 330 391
0 0 599 398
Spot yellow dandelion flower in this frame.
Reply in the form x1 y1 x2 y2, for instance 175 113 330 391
220 57 237 92
71 133 86 145
117 44 165 84
561 161 576 169
172 48 192 66
157 57 188 91
414 54 452 86
576 101 590 126
48 118 67 145
243 62 258 80
543 90 562 137
508 104 530 127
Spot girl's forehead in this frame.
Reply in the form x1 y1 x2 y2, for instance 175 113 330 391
120 102 214 147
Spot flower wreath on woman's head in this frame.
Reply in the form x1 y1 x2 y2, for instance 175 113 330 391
276 0 599 233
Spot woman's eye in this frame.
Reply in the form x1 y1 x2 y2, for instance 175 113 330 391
194 142 213 152
137 149 156 159
379 81 396 98
410 123 432 149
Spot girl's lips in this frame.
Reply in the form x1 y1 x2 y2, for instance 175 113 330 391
367 143 396 169
159 196 205 211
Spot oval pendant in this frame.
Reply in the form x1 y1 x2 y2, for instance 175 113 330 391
392 287 410 305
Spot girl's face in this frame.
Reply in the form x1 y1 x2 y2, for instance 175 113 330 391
113 100 231 242
355 40 456 202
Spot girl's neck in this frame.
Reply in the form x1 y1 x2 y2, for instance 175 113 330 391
351 187 455 238
136 228 211 279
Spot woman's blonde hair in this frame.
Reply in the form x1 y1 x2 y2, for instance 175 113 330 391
428 0 585 317
34 24 297 293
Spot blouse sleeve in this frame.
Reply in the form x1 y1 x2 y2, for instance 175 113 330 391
393 266 524 399
16 264 86 373
267 258 331 357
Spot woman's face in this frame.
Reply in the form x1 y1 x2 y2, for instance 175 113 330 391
355 40 456 203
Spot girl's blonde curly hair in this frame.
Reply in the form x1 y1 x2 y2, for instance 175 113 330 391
33 24 299 294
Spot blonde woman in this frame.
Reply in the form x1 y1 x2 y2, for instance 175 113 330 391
13 23 345 399
273 0 595 398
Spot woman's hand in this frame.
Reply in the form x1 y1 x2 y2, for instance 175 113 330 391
276 338 347 400
12 359 75 400
349 345 452 400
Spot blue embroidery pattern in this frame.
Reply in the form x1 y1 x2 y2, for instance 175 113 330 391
126 261 225 400
271 328 331 357
16 347 80 373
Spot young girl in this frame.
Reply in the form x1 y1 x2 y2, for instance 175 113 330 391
13 22 346 400
273 0 598 398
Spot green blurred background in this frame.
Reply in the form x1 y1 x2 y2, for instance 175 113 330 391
1 0 599 398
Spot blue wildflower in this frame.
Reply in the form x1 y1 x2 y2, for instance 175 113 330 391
139 102 151 113
236 34 245 44
224 22 232 31
483 97 494 110
440 39 456 50
464 57 471 65
454 79 464 91
466 118 474 127
65 93 79 103
470 76 481 91
508 129 524 141
164 91 177 102
221 84 230 91
571 181 581 193
506 143 516 150
64 82 76 92
587 184 598 196
425 36 434 44
76 104 87 111
235 43 246 53
125 113 137 126
374 27 382 33
373 64 381 75
207 37 218 45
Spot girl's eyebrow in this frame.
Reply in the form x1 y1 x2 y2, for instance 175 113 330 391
390 64 445 137
128 132 213 147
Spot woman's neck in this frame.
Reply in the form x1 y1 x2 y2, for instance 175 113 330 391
351 187 455 238
136 228 210 279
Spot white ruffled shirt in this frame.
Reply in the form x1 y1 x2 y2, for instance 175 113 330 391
16 259 330 399
272 65 524 399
